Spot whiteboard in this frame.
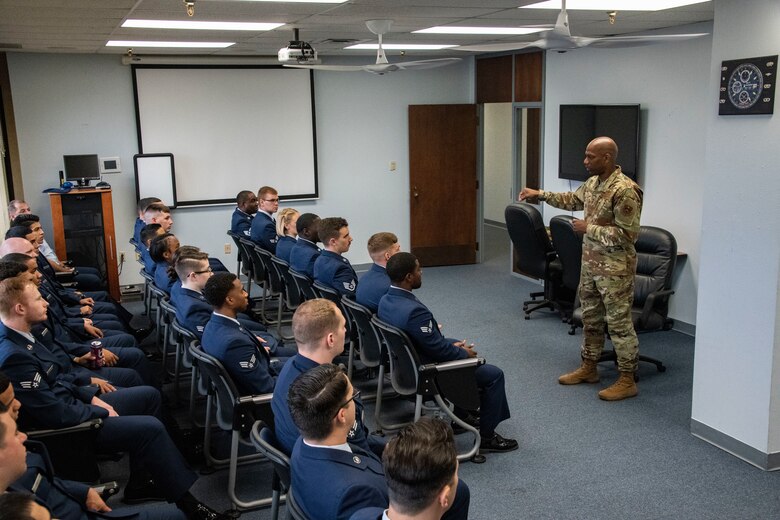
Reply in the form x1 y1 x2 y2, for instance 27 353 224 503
134 153 177 208
132 66 318 206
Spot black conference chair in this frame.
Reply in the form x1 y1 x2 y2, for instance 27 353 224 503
188 341 275 510
239 237 267 302
26 419 105 483
312 281 357 378
227 230 248 278
254 246 286 326
549 215 582 322
371 316 486 463
270 256 302 341
571 225 678 373
505 202 562 319
288 268 317 301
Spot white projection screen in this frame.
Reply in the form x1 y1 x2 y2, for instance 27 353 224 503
132 65 318 206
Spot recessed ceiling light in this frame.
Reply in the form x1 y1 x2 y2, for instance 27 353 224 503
106 40 234 48
346 43 457 50
414 26 546 35
521 0 709 10
122 20 284 31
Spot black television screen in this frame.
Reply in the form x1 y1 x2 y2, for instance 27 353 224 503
63 154 100 182
558 104 640 182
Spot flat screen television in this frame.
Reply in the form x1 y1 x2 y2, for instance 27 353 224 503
63 154 100 186
558 104 640 182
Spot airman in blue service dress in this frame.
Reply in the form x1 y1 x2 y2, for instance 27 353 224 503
289 238 320 278
250 211 277 254
313 250 358 298
355 263 390 313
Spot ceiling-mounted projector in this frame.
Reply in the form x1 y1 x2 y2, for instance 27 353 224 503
278 40 320 65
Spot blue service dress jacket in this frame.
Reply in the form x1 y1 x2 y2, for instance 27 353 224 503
291 439 387 520
355 264 390 313
313 250 358 297
271 354 384 456
250 211 278 253
231 208 254 237
201 313 277 395
132 217 145 246
275 235 296 263
289 238 320 278
153 261 176 294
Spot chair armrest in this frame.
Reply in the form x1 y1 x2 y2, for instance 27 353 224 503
234 393 274 432
639 289 675 328
91 481 120 500
26 419 103 439
419 357 486 375
419 359 485 412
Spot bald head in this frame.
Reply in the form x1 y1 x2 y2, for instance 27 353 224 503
589 136 618 158
0 238 37 258
584 136 618 178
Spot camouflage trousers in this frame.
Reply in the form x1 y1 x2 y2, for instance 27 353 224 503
578 265 639 372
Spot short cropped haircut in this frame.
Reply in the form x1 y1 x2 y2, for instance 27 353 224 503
174 247 208 281
140 223 163 246
137 197 161 213
383 418 457 515
296 213 320 235
276 208 299 237
386 252 418 284
0 276 29 317
367 232 398 258
4 226 33 241
287 363 349 441
236 190 254 205
149 233 175 263
292 299 341 347
203 272 238 308
258 186 278 199
0 493 50 520
0 370 11 412
317 217 348 244
10 214 39 227
143 202 171 219
7 200 24 215
0 260 28 282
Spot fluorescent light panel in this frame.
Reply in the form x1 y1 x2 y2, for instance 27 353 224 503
122 20 284 31
106 40 234 48
346 43 457 50
521 0 710 10
414 26 545 35
231 0 346 3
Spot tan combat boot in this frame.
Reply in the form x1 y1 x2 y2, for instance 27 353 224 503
558 358 600 385
598 372 638 401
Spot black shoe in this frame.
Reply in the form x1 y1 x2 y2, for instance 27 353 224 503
131 327 153 341
122 480 167 504
480 433 519 453
461 412 480 428
178 500 240 520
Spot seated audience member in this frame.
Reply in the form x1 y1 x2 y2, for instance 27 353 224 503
288 364 469 520
378 253 518 454
231 190 257 237
10 209 102 291
140 223 165 275
289 212 321 277
250 186 279 253
143 202 173 233
149 233 181 294
0 372 187 520
350 418 465 520
272 299 383 456
275 208 299 263
0 277 229 518
201 273 278 395
0 493 52 520
133 197 162 245
313 217 358 297
170 249 287 355
355 232 400 313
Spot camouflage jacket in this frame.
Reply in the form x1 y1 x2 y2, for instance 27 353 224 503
539 166 643 276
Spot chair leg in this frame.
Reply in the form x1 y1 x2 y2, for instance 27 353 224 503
372 364 409 434
523 299 556 319
227 431 273 510
433 394 482 463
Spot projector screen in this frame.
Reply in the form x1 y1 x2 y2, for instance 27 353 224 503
132 65 318 206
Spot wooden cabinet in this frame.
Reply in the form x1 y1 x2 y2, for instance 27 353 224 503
48 189 120 301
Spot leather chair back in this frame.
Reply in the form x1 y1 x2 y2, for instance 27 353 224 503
189 341 241 431
549 215 583 291
505 202 555 278
271 256 303 310
371 317 420 397
289 268 317 301
633 226 677 321
341 297 383 368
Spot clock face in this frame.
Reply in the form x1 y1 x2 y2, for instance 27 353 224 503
719 55 776 116
728 63 763 109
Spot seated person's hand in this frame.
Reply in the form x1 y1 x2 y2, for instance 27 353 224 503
454 340 477 357
80 297 95 306
255 335 267 344
80 305 92 315
74 352 94 366
91 396 119 417
84 321 104 338
85 488 112 512
90 378 116 394
572 218 587 234
102 349 118 366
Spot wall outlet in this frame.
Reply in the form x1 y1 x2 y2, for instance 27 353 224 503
224 243 232 254
389 160 397 171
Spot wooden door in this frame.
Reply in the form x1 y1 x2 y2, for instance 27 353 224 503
409 104 478 266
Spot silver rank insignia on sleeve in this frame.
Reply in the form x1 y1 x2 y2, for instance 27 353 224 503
20 372 42 389
343 280 356 292
239 354 257 369
420 320 433 334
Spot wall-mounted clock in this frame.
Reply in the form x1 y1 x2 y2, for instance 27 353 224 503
719 55 776 115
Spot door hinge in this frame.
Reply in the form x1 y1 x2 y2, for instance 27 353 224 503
476 242 480 251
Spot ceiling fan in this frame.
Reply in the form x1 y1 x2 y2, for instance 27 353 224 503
283 19 461 75
456 0 708 53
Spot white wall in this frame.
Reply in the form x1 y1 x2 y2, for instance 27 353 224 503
542 23 713 328
483 103 513 224
692 0 780 457
7 53 473 286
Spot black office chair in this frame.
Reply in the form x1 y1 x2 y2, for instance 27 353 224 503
312 281 356 378
254 246 286 326
249 423 308 520
26 419 105 483
239 237 266 302
549 215 582 321
188 341 275 510
270 256 302 341
505 202 561 319
570 225 678 373
227 230 248 278
288 268 317 301
371 316 486 463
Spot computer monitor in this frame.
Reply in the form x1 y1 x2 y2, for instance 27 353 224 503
63 154 100 186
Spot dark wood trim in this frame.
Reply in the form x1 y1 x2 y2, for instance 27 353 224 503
514 52 543 103
0 52 24 200
476 55 513 104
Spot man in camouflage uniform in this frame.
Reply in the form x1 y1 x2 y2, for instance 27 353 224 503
519 136 643 401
